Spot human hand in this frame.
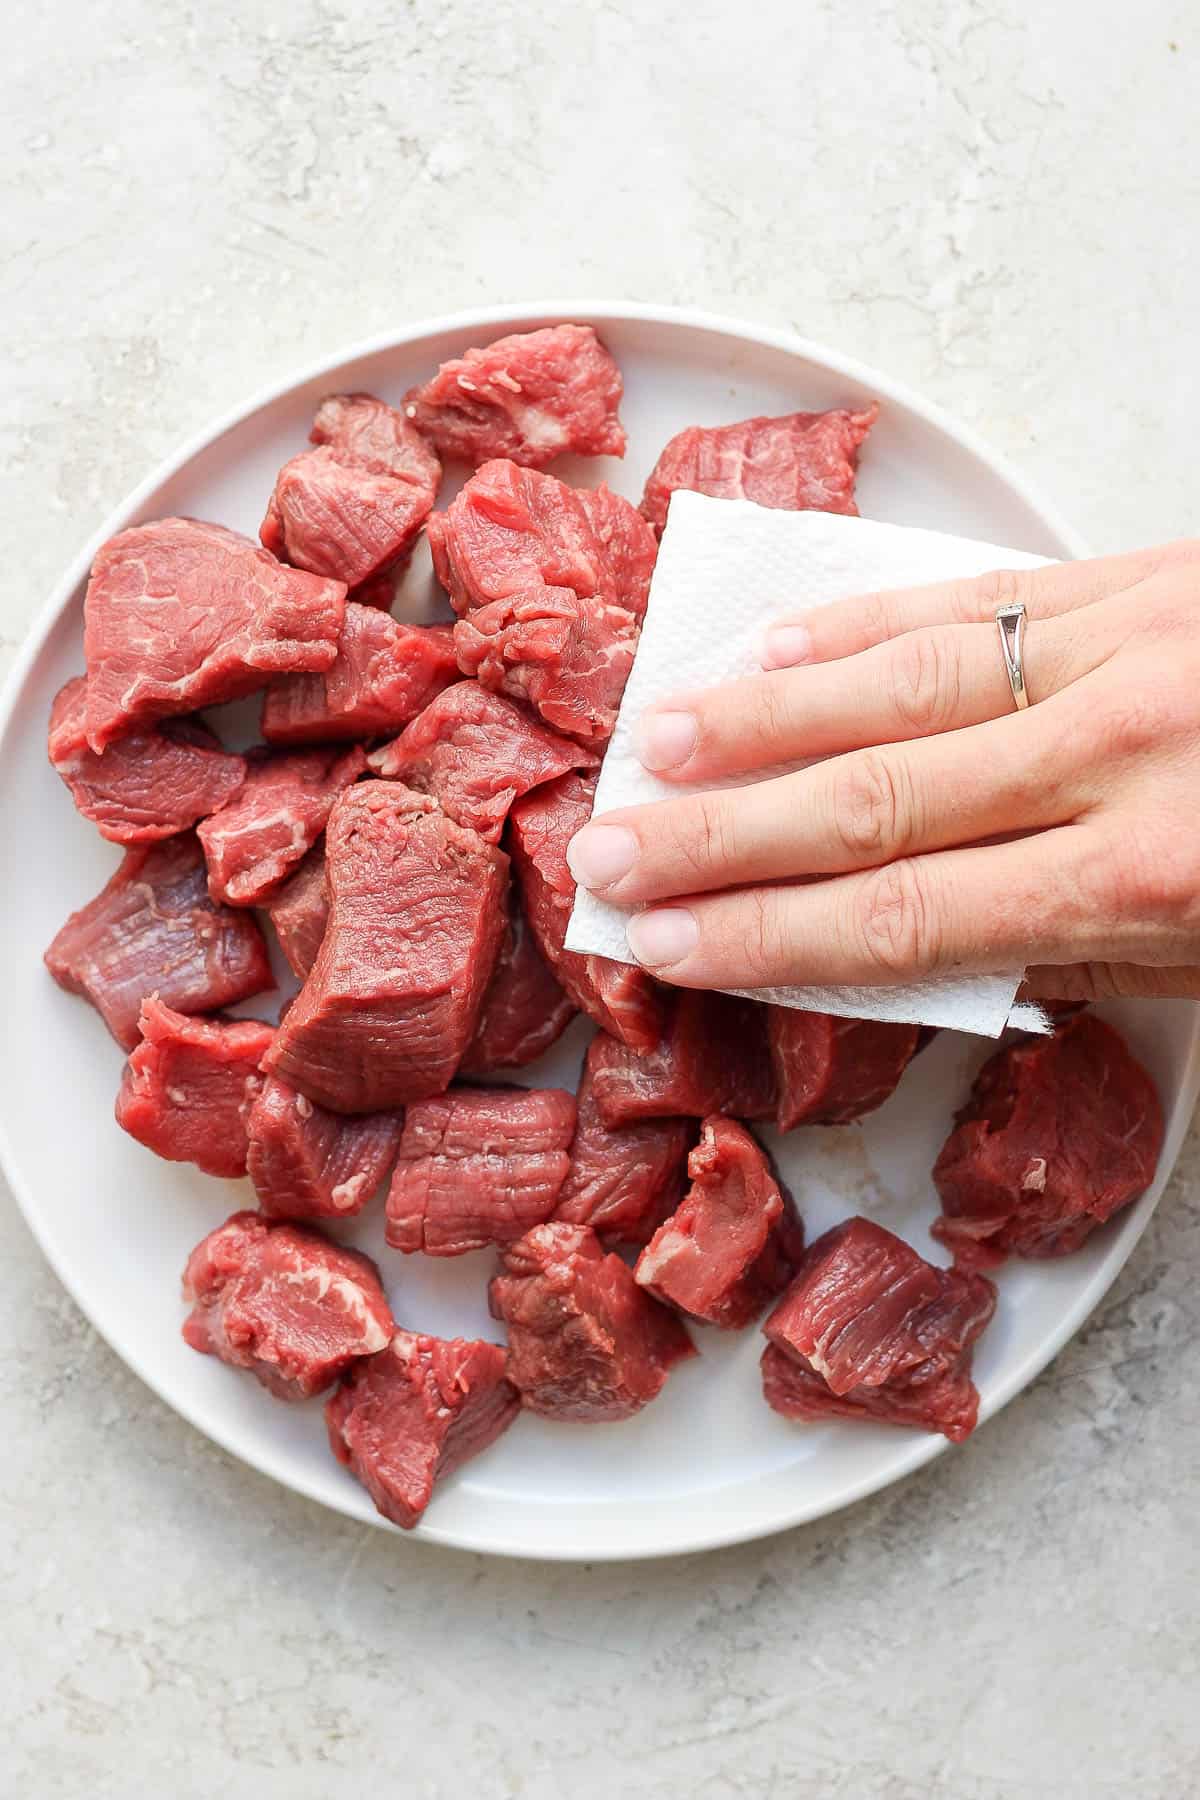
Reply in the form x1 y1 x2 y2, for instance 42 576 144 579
565 539 1200 1001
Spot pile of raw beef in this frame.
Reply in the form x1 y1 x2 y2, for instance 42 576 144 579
44 322 1166 1531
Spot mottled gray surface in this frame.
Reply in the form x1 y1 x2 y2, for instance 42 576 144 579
3 1 1199 1794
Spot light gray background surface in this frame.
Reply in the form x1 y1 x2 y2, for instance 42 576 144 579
4 3 1198 1795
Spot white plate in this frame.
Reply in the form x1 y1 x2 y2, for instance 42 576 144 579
2 303 1196 1562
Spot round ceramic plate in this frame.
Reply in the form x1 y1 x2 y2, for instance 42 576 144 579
2 303 1196 1561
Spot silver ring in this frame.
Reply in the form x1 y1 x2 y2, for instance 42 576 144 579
995 602 1030 710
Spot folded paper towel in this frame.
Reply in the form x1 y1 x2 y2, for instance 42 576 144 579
565 495 1053 1037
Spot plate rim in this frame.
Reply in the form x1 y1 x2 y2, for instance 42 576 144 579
3 299 1190 1561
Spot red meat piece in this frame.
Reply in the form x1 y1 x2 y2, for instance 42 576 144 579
459 885 577 1074
508 772 664 1051
386 1085 576 1255
262 842 330 979
932 1014 1164 1269
197 745 365 907
554 1037 692 1247
368 682 598 843
762 1217 996 1443
767 1009 920 1130
261 605 459 745
182 1210 393 1400
348 567 401 610
48 675 246 844
403 324 626 470
265 783 507 1112
640 405 877 534
326 1330 518 1529
635 1118 805 1329
45 833 274 1049
589 990 776 1126
114 997 274 1177
453 584 639 749
489 1221 695 1421
247 1074 404 1222
427 459 655 622
260 392 442 587
83 517 345 753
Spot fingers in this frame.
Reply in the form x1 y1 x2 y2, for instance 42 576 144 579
634 612 1103 782
569 703 1085 905
761 546 1176 669
619 828 1124 991
1022 962 1200 1001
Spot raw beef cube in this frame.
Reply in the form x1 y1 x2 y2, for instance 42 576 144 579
48 675 246 844
198 744 365 906
932 1013 1164 1269
554 1037 692 1246
768 1009 920 1130
182 1210 393 1401
640 405 878 534
427 460 655 622
459 885 577 1074
349 567 401 610
265 783 507 1112
454 584 639 748
261 605 459 745
261 392 442 587
386 1085 576 1255
589 990 776 1127
635 1118 805 1329
115 997 274 1178
326 1330 519 1529
262 842 330 979
84 517 346 753
489 1222 695 1421
403 324 626 470
247 1075 404 1222
761 1217 996 1443
368 682 598 843
509 772 665 1051
45 833 274 1049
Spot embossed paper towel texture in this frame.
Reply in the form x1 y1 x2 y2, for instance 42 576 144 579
565 495 1051 1036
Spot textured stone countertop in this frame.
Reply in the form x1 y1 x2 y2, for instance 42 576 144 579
3 3 1198 1795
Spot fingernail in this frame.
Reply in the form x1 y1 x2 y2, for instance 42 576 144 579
626 907 699 968
566 824 638 891
634 709 698 772
760 623 812 669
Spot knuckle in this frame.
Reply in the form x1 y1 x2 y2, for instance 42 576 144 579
853 860 942 978
888 630 961 735
831 750 912 864
1077 825 1197 924
1094 687 1176 759
674 792 739 880
955 566 1038 625
737 887 786 983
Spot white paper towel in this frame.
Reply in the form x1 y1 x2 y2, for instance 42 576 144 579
565 494 1052 1037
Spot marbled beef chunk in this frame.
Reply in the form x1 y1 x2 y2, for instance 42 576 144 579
45 833 274 1049
261 392 442 587
83 518 345 752
182 1210 393 1401
114 997 274 1178
932 1013 1164 1269
509 772 664 1051
385 1085 576 1255
369 681 598 843
261 606 459 746
767 1009 920 1131
247 1075 404 1222
262 842 329 979
762 1217 996 1443
636 1118 805 1329
459 883 577 1075
554 1036 692 1247
588 990 775 1126
489 1221 695 1421
48 675 246 844
198 744 365 907
404 323 626 470
640 405 877 535
264 783 507 1112
326 1330 519 1529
